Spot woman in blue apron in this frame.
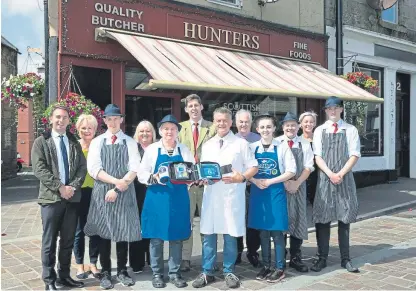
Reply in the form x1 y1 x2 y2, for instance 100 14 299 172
248 115 296 283
138 115 194 289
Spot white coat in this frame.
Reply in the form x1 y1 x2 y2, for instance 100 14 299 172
199 131 258 237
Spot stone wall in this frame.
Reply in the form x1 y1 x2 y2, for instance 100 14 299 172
1 44 18 180
325 0 416 42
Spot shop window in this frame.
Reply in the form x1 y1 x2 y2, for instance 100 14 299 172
125 66 151 90
207 0 242 9
381 4 398 24
344 64 384 156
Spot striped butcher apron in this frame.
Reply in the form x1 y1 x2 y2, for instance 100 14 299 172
84 139 141 242
287 142 308 240
313 129 358 224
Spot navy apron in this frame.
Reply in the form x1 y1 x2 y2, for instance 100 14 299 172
248 145 288 231
141 147 191 241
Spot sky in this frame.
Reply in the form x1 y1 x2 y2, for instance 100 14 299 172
2 0 45 74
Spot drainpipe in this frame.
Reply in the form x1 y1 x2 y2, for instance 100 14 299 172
44 0 50 107
335 0 344 75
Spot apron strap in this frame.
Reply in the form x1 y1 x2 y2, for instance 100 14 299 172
254 146 260 155
177 146 183 158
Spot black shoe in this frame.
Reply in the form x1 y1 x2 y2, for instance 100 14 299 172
152 275 166 288
224 273 240 289
180 260 191 272
341 260 360 273
235 252 242 265
170 275 187 288
266 269 285 283
132 267 144 274
56 277 84 288
247 252 259 267
45 283 57 290
310 258 327 272
99 272 113 290
117 270 135 287
192 273 215 288
256 267 271 280
289 256 309 272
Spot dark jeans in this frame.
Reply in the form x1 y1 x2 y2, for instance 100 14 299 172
237 228 261 255
259 230 285 269
40 201 78 284
150 238 182 278
316 221 350 261
99 239 128 274
73 187 100 265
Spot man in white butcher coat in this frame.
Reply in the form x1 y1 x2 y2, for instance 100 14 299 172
192 107 258 289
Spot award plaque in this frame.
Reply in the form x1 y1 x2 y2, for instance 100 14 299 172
198 162 221 180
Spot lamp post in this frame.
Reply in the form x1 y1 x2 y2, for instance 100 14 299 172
336 0 344 75
44 0 49 107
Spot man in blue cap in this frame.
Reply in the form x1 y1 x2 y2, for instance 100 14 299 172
85 104 141 289
275 112 314 273
311 96 361 273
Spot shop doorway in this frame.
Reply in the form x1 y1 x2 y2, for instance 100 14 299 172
395 73 410 177
124 95 173 137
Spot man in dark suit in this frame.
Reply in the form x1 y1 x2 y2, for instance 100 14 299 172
32 105 87 290
178 94 216 272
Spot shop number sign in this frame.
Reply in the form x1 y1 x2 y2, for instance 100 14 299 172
92 3 145 32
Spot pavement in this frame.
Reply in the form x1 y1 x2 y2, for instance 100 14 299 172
2 174 416 290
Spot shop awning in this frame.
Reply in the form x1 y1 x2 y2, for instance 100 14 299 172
101 28 383 103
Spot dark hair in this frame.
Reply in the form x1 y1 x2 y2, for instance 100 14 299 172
50 105 70 117
255 115 276 127
183 94 202 107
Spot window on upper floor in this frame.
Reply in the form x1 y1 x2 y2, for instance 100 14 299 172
207 0 242 9
381 3 398 24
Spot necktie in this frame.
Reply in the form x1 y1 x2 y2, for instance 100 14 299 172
111 135 117 144
219 139 224 149
288 139 294 149
193 123 199 162
333 123 338 134
59 135 69 185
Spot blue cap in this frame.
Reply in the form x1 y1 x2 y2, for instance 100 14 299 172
157 114 182 131
103 104 123 117
280 112 298 125
324 96 343 108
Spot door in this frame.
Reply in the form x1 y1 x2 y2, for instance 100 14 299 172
395 73 410 177
124 95 173 138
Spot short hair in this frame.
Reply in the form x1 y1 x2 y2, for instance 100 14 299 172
235 109 253 123
213 107 232 120
50 104 70 117
133 120 156 144
255 115 276 127
76 114 98 131
299 111 318 124
183 94 202 107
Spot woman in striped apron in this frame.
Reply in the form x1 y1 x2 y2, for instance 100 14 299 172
275 112 314 273
311 96 361 273
248 115 296 283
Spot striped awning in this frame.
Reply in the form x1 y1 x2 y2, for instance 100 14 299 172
104 29 382 103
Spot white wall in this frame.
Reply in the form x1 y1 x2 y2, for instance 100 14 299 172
326 26 416 177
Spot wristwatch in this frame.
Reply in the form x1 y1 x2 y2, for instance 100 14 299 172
114 187 122 194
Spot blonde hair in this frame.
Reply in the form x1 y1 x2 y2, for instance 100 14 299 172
133 120 156 143
299 111 318 124
76 114 98 131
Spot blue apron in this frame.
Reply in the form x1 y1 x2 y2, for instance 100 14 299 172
141 147 191 241
248 145 288 231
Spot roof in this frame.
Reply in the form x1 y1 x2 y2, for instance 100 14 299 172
1 36 21 54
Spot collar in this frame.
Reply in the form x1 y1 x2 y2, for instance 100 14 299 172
324 119 346 129
105 130 124 138
190 119 202 127
214 130 233 141
51 130 67 138
276 134 299 143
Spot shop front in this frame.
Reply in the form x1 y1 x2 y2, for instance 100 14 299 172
59 0 381 140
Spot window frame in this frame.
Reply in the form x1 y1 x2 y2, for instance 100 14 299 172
207 0 242 9
381 3 398 24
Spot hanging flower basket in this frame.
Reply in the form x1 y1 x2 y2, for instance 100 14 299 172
342 71 379 94
1 73 45 110
42 92 105 136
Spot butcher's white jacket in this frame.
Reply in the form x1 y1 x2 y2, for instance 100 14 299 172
200 131 258 237
275 135 314 172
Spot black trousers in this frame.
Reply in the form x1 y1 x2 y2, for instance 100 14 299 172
99 239 129 274
237 227 261 255
284 234 303 258
41 201 78 284
73 187 100 265
316 221 350 261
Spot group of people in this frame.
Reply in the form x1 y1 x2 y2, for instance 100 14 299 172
32 94 361 290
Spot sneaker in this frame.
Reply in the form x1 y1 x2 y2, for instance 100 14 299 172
99 271 113 290
117 270 135 287
289 256 309 273
256 267 271 280
170 275 187 288
132 267 143 274
266 269 285 283
310 258 327 272
192 273 215 288
152 275 166 288
224 273 240 289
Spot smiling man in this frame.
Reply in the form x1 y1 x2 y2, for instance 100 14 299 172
312 96 361 273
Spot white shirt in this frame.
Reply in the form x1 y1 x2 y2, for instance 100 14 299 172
313 120 361 158
51 130 70 184
87 130 141 179
251 139 297 175
138 140 195 185
275 135 314 172
190 119 202 133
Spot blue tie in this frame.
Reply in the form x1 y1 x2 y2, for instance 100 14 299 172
60 135 69 184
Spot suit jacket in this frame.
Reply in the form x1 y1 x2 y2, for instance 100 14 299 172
31 130 87 204
178 119 216 161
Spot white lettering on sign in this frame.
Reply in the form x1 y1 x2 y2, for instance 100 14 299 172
223 102 260 117
92 2 145 33
289 41 312 61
